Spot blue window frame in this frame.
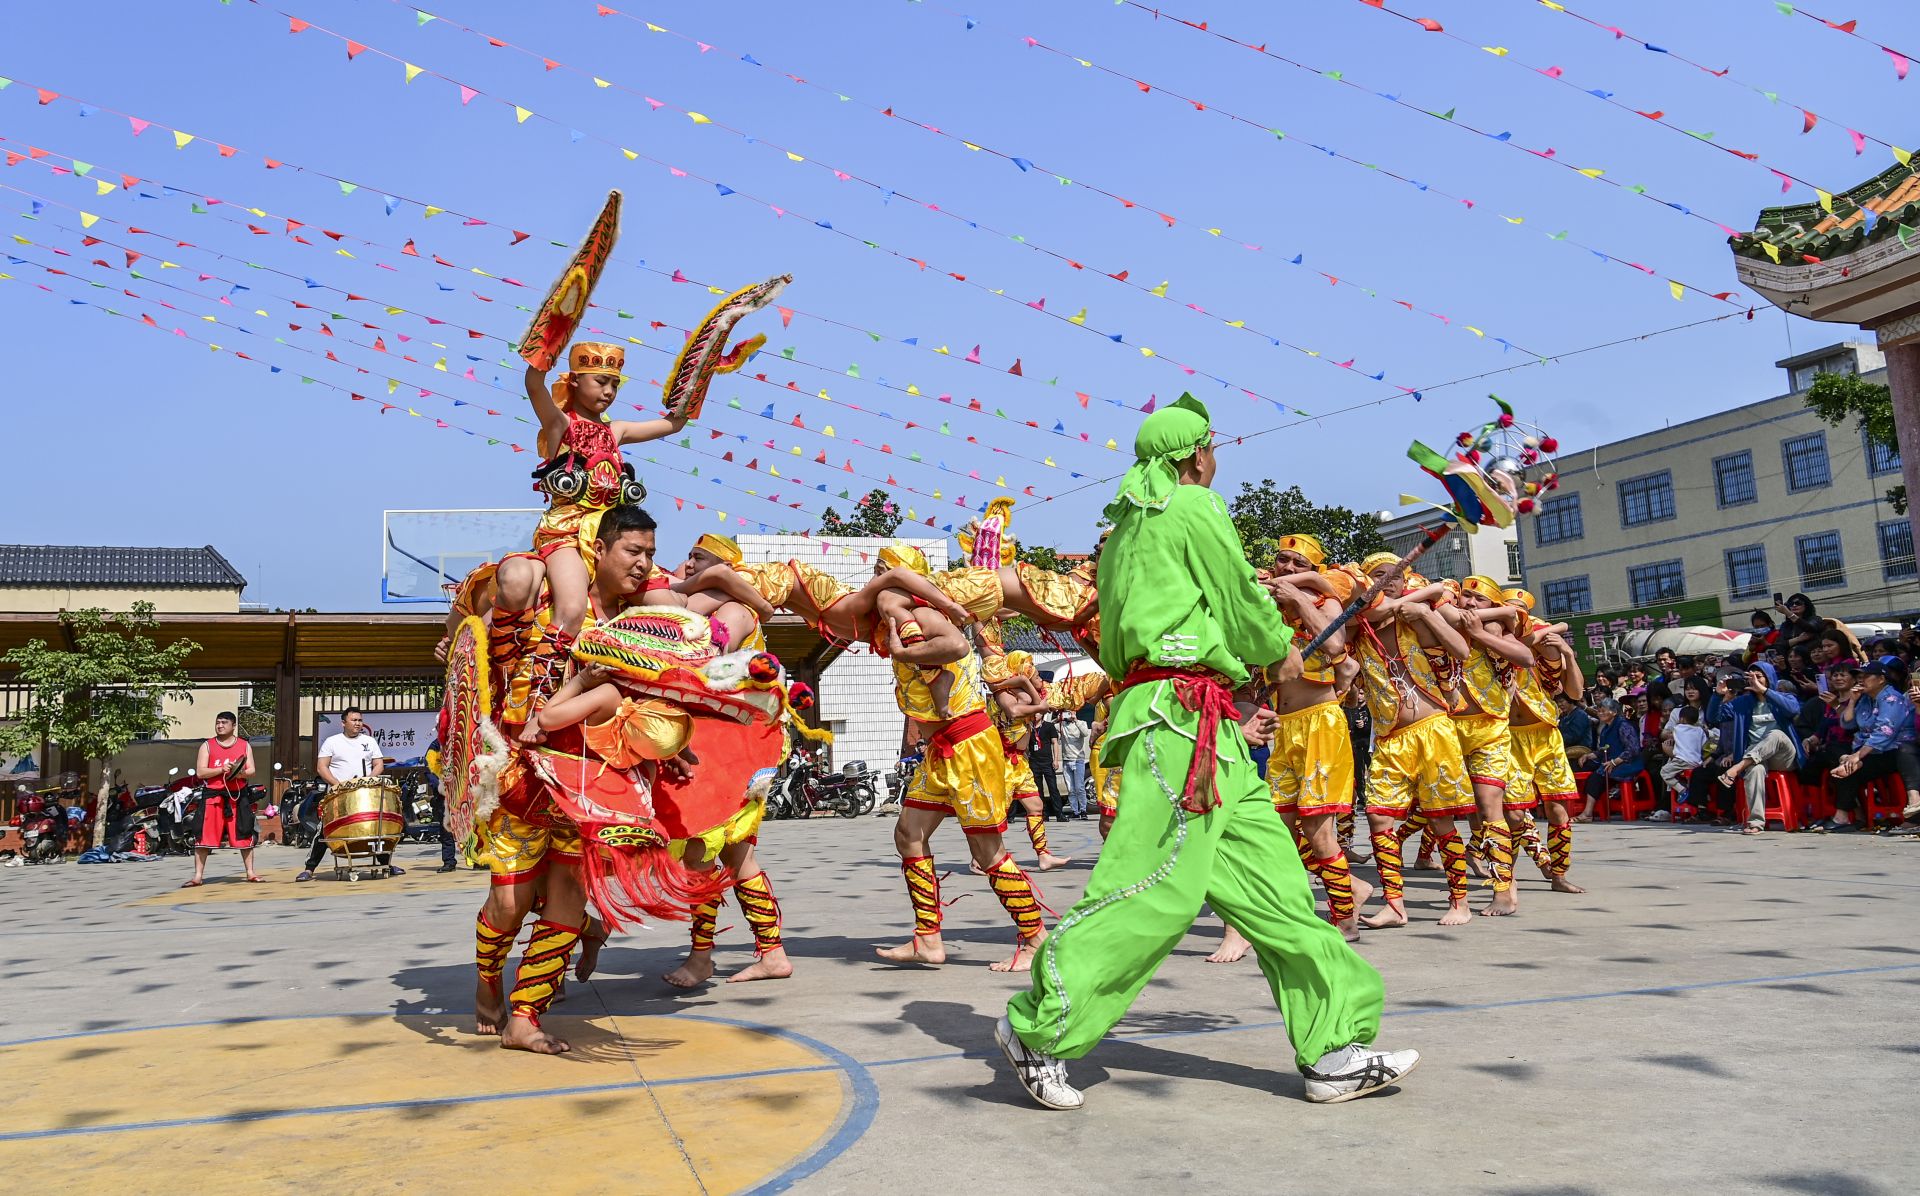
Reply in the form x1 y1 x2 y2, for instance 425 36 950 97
1781 432 1831 493
1627 559 1687 606
1534 494 1583 546
1877 519 1915 582
1724 545 1769 600
1712 451 1757 508
1617 471 1676 528
1542 576 1591 617
1795 531 1846 590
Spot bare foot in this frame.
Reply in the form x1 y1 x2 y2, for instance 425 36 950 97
1481 889 1520 917
1410 855 1438 872
1037 851 1072 872
1467 851 1491 881
1206 926 1253 964
475 976 504 1036
728 948 794 983
1360 901 1407 930
876 934 947 966
500 1013 571 1055
1438 901 1473 927
575 931 607 982
1549 875 1586 894
1336 876 1375 940
989 929 1046 973
662 950 716 989
967 861 986 877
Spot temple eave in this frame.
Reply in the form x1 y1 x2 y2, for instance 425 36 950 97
1734 246 1920 329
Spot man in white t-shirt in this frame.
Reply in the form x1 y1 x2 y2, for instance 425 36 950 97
297 708 400 879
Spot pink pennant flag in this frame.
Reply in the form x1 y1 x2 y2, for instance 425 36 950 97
129 117 150 136
777 306 793 327
1540 65 1564 78
1802 110 1819 134
1890 49 1911 80
1141 396 1157 413
1772 169 1793 194
288 17 308 33
1850 128 1867 154
459 85 478 105
965 345 981 363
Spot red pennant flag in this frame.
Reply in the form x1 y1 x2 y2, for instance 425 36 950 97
36 89 58 105
264 157 282 169
1416 17 1443 31
1825 19 1857 33
1076 391 1090 408
1802 110 1819 134
346 41 368 59
1008 359 1024 376
510 230 530 244
401 239 419 256
288 16 309 33
778 306 795 328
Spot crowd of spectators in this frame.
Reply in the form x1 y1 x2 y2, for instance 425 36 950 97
1555 593 1920 838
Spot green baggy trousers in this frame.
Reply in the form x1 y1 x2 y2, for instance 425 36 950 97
1007 720 1384 1068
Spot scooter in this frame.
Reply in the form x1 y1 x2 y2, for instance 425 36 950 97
782 749 877 819
17 791 74 863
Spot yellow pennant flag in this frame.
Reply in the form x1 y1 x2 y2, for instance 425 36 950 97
823 425 835 437
336 248 354 258
1503 215 1525 224
1761 242 1782 263
1227 319 1245 328
386 306 403 316
1150 280 1170 297
95 179 112 196
687 111 712 124
434 357 448 371
514 106 534 124
906 384 920 395
1044 457 1056 467
1069 308 1087 325
1577 167 1604 179
935 345 951 355
1668 280 1686 301
1104 438 1119 450
424 205 446 218
172 130 194 150
405 63 423 83
1815 188 1834 214
646 22 666 32
1466 326 1486 337
1484 46 1510 56
1540 0 1567 9
1894 146 1914 167
786 152 804 162
79 212 99 228
1139 347 1156 357
388 379 400 394
593 77 610 89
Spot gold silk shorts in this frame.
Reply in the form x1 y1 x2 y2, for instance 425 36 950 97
1366 713 1474 819
1002 749 1038 801
933 566 1006 625
903 723 1011 835
533 503 606 564
1268 702 1354 817
1507 721 1578 809
1454 714 1514 792
1012 561 1094 626
473 805 583 886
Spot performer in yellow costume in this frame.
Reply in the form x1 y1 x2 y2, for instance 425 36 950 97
1503 587 1589 894
1351 553 1476 928
875 604 1049 972
987 650 1074 872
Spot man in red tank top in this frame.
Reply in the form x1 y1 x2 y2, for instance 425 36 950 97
186 712 261 886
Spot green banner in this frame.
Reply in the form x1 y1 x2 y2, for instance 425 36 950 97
1567 596 1725 674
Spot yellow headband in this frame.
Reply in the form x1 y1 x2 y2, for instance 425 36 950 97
1503 587 1536 610
694 533 742 565
1005 650 1034 675
1461 575 1505 600
1361 551 1400 575
1276 533 1326 567
878 544 930 576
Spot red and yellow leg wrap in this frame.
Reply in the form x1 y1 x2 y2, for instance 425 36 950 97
1515 814 1547 871
984 852 1045 942
1484 820 1516 894
1396 810 1431 849
509 919 581 1022
688 899 721 952
1436 832 1470 902
1024 811 1050 859
1293 825 1314 869
1371 826 1405 904
487 603 535 676
902 855 942 937
1312 852 1356 924
897 619 926 646
1337 810 1356 853
475 910 514 982
526 629 576 713
734 871 783 955
1548 822 1574 878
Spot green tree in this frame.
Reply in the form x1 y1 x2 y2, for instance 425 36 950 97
1805 371 1906 514
0 603 199 846
817 488 905 537
1228 481 1388 568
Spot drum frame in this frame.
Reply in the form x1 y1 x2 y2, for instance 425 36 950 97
320 778 405 883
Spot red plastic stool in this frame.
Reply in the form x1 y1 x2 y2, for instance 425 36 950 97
1861 774 1908 830
1609 774 1659 821
1762 774 1804 832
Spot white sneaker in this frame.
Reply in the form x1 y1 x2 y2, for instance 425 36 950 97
1300 1043 1420 1104
995 1014 1083 1110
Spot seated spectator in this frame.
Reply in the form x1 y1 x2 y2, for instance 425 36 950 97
1718 662 1804 835
1821 660 1920 833
1749 609 1780 651
1578 698 1645 822
1777 593 1826 652
1659 705 1705 810
1672 655 1702 690
1556 692 1594 768
1797 662 1852 786
1813 628 1859 679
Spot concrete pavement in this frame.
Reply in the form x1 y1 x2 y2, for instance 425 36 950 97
1 819 1914 1194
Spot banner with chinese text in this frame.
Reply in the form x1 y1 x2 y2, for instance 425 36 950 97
1570 597 1726 674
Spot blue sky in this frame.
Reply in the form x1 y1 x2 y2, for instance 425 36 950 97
4 0 1905 608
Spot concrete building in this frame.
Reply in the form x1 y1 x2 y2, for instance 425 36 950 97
1379 511 1520 589
1519 343 1918 663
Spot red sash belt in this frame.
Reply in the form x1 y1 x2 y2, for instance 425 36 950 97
919 710 993 760
1119 665 1240 815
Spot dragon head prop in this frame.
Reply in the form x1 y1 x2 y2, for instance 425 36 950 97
661 273 792 422
572 606 790 728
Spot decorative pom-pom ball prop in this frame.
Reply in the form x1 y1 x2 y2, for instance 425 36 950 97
747 653 780 683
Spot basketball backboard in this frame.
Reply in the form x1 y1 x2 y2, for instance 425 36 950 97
381 509 541 605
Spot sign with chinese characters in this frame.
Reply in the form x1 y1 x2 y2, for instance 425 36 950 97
1570 597 1725 674
315 710 438 766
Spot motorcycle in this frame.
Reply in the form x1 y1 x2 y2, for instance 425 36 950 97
281 775 329 850
883 753 921 814
17 791 75 863
780 747 877 819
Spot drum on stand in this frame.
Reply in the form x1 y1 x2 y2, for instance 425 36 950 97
319 778 405 881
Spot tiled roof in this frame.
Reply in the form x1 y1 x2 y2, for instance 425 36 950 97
1733 160 1920 262
0 545 248 589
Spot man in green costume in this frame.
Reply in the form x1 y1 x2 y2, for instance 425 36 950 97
996 395 1419 1109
